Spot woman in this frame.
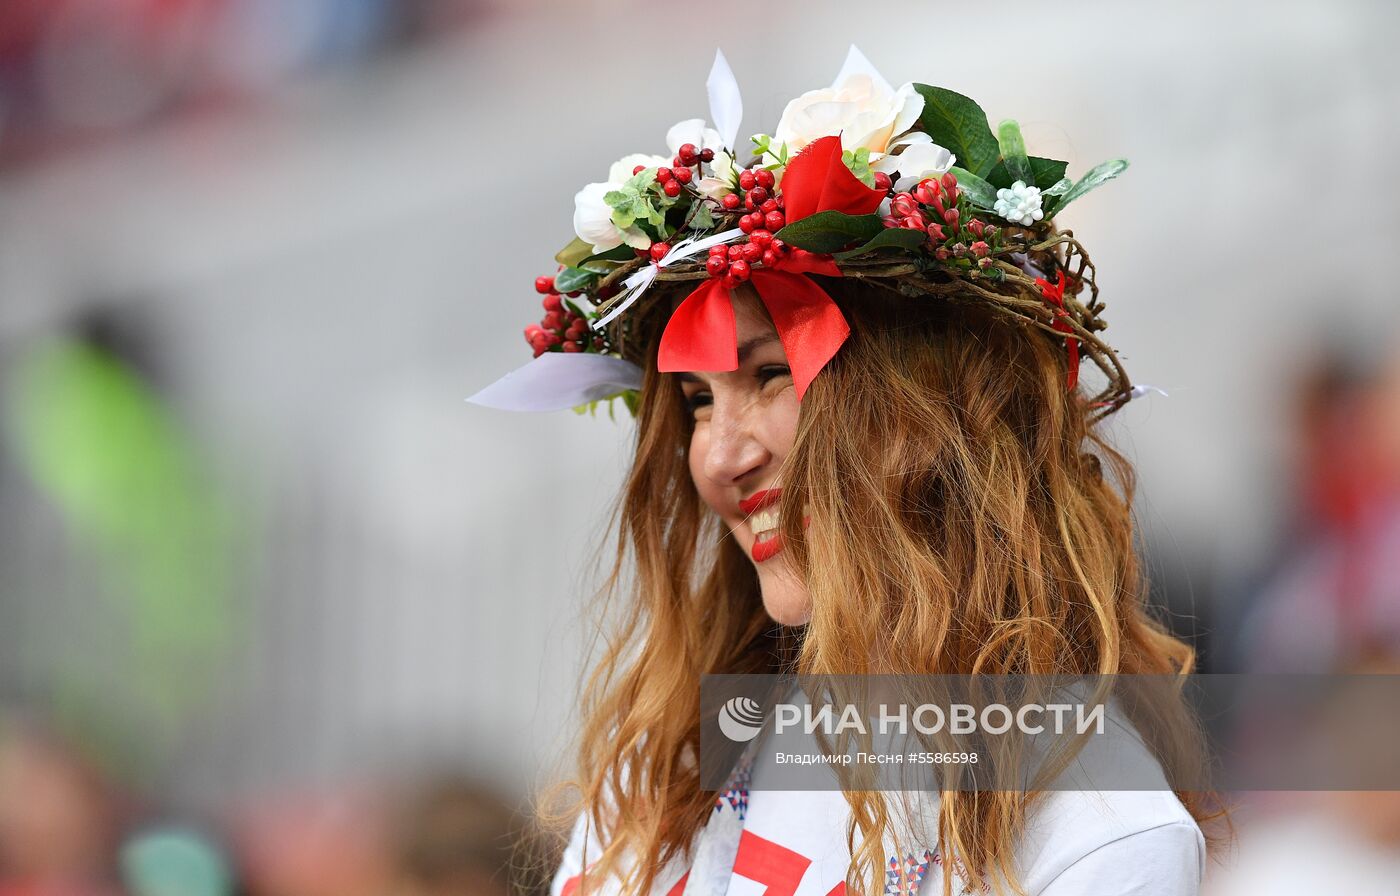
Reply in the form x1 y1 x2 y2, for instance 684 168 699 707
470 48 1224 896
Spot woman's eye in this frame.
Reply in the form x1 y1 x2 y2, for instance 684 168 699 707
757 364 792 385
684 391 712 416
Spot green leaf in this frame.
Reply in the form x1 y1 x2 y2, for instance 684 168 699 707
834 227 928 260
555 237 594 268
584 244 636 263
553 267 598 294
1049 158 1129 215
985 156 1068 191
1043 176 1073 197
774 211 884 253
913 85 1000 177
842 146 876 187
571 388 639 420
688 202 716 230
949 167 998 209
641 200 666 228
623 167 659 191
996 120 1031 185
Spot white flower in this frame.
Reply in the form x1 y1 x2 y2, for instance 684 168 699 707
773 73 924 161
664 118 723 157
606 152 669 186
664 118 742 200
572 152 668 254
994 180 1045 226
571 119 732 255
695 149 740 201
887 141 958 192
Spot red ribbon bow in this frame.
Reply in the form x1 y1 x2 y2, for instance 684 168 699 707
1035 270 1081 391
656 135 884 400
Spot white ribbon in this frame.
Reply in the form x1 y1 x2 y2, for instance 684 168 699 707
707 49 743 153
832 44 893 94
1129 384 1169 400
465 352 643 413
591 227 745 330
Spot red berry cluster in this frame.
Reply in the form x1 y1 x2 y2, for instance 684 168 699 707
632 141 717 199
703 166 795 284
525 276 604 357
882 173 1001 268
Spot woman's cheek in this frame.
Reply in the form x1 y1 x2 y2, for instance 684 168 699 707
761 387 801 462
687 424 719 513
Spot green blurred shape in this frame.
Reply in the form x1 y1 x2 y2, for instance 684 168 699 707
3 338 244 773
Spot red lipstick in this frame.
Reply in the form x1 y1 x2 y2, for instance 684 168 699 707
739 488 811 563
739 488 782 515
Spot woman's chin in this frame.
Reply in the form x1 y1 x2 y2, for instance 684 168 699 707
757 572 812 626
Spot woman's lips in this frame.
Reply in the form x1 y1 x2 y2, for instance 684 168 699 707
739 488 782 515
740 488 811 563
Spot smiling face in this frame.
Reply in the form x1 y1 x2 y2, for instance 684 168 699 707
677 286 812 626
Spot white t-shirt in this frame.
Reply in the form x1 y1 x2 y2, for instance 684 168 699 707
550 775 1204 896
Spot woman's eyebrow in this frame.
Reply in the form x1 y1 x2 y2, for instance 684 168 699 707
736 334 780 364
673 334 780 383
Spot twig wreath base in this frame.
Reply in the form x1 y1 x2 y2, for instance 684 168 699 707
595 227 1132 421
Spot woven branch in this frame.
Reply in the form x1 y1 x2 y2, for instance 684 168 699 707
593 228 1134 420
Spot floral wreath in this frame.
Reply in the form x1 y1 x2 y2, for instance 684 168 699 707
469 46 1153 420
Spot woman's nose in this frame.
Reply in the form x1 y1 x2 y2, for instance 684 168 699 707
702 394 769 487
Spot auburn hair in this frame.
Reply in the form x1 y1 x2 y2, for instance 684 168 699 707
538 277 1226 896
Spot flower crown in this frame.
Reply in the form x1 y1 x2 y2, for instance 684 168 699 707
469 46 1145 419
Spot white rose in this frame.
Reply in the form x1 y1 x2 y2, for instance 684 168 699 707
571 119 735 254
886 141 958 191
606 152 669 186
573 152 668 254
772 73 924 159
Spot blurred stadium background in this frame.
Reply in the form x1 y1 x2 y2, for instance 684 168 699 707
1 0 1398 893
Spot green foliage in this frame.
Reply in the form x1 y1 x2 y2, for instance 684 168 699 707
913 85 1001 177
841 146 876 188
605 167 671 230
751 134 790 168
774 211 884 253
949 167 998 209
572 388 640 419
554 237 594 268
584 244 636 265
1045 159 1129 216
996 119 1031 185
834 227 928 260
688 201 717 231
552 266 598 294
985 156 1069 192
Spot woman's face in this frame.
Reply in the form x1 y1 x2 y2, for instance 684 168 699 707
678 287 812 626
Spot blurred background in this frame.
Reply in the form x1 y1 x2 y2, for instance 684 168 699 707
0 0 1398 893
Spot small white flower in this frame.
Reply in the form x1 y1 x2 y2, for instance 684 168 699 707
993 180 1045 227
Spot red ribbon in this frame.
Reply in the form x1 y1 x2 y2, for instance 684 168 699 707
1035 270 1081 391
657 253 846 400
779 134 886 222
655 136 883 401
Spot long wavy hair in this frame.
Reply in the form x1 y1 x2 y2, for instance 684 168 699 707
538 277 1225 896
